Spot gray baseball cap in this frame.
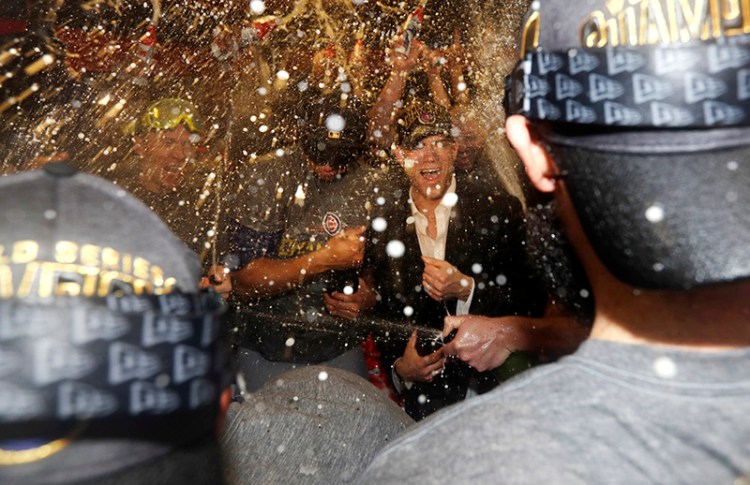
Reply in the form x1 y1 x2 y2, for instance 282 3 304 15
0 163 230 481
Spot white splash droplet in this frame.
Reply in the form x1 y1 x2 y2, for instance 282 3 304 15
442 192 458 207
653 356 677 378
276 69 290 81
386 240 406 258
326 113 346 133
645 205 665 223
372 217 388 232
250 0 266 14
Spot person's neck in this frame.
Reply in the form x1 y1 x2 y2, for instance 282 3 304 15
411 191 441 216
555 184 750 350
590 276 750 350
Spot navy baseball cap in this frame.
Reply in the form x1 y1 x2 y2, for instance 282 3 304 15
505 1 750 290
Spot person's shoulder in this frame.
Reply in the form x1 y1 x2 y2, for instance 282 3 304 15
360 362 593 483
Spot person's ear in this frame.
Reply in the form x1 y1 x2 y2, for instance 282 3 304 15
215 387 233 437
505 115 559 193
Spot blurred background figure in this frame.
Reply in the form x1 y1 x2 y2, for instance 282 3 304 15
116 97 222 265
204 92 381 392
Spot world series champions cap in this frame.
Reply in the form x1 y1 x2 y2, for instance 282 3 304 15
396 100 454 149
504 0 750 290
0 163 230 481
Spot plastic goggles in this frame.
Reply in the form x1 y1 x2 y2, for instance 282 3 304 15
140 98 203 133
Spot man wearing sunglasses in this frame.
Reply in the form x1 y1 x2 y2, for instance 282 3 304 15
362 1 750 482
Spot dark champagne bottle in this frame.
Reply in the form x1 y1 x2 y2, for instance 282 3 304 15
326 268 360 295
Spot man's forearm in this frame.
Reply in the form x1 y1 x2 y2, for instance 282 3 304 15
231 251 326 299
367 71 407 149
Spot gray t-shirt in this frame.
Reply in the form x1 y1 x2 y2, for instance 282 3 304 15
221 366 413 485
360 339 750 484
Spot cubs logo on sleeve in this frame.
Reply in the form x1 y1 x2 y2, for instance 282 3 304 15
323 212 343 236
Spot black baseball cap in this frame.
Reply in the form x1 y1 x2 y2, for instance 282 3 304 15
300 93 367 168
505 1 750 290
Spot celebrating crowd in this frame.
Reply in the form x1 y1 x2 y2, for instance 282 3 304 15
1 0 749 484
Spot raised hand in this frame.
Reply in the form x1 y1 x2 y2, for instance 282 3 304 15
421 256 474 302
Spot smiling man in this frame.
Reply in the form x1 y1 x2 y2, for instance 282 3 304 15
117 98 219 261
368 100 547 420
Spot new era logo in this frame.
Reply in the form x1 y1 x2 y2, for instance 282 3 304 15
0 346 19 378
174 345 210 384
633 73 673 104
0 305 55 341
738 69 750 101
651 102 695 127
703 101 745 125
604 102 643 125
107 293 154 314
72 305 129 345
654 48 699 75
130 381 180 415
565 100 597 123
708 44 750 73
0 383 45 421
685 73 727 103
538 53 564 75
528 76 551 98
201 316 217 347
607 48 646 75
142 314 193 348
536 99 561 120
589 73 625 102
157 293 194 316
569 50 599 75
109 342 161 385
34 339 96 386
58 381 118 419
555 74 584 100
